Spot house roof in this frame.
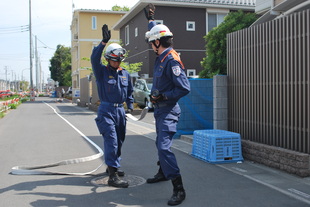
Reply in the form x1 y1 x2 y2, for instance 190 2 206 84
251 0 310 26
73 9 127 14
113 0 256 30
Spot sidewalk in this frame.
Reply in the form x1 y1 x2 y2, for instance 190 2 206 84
126 114 310 206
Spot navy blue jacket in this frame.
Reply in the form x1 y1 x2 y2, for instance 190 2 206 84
91 43 133 109
149 22 190 105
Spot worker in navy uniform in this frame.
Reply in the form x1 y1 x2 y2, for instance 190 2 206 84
91 24 134 188
144 5 190 206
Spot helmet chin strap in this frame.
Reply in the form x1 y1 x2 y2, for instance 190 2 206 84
152 41 161 55
109 64 118 70
107 60 119 71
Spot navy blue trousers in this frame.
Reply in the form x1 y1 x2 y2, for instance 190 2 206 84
95 105 126 168
154 104 181 179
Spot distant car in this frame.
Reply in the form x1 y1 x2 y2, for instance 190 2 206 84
133 78 153 108
0 90 12 98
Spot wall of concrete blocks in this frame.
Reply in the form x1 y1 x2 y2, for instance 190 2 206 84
213 75 228 130
88 78 99 112
78 77 89 107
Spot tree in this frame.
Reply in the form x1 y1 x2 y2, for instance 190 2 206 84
100 57 142 74
20 80 29 91
49 45 72 86
199 10 257 78
112 5 130 11
82 42 142 75
82 57 142 75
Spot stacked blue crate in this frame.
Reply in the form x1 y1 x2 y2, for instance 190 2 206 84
192 130 208 161
192 129 243 164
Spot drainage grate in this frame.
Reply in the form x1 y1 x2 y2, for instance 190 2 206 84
91 175 146 188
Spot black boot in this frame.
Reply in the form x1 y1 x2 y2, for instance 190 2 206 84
107 166 129 188
168 176 186 206
147 161 168 183
106 167 125 177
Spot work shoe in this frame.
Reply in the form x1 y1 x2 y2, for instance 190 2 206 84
147 171 168 183
106 167 125 177
168 189 186 206
107 166 129 188
147 165 168 183
167 176 186 206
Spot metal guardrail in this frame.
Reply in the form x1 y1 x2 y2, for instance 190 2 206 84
0 106 11 113
0 98 20 113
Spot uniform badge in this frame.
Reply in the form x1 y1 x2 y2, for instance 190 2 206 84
108 79 116 84
172 66 181 76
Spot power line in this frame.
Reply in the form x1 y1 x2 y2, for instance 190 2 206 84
35 36 55 50
0 25 29 34
0 25 29 30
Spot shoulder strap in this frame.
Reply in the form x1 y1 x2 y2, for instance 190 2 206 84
161 49 185 69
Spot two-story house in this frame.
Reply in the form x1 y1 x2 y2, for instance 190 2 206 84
70 9 127 99
113 0 255 78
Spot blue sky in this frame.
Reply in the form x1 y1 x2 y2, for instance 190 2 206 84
0 0 139 84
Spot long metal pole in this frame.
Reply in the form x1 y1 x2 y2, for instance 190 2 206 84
35 35 39 91
4 66 8 90
29 0 33 90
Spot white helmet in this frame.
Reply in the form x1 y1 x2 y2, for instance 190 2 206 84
104 43 127 62
145 24 173 42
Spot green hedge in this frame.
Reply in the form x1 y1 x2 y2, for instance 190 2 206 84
200 10 257 78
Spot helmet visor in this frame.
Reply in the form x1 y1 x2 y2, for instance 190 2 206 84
107 48 127 61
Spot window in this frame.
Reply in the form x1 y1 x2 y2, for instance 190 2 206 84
155 20 163 25
134 81 141 89
75 45 79 61
207 13 226 33
92 16 97 30
186 21 195 31
187 69 196 77
125 25 129 45
208 14 217 32
135 27 138 37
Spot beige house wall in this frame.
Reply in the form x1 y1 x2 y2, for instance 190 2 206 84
70 10 126 99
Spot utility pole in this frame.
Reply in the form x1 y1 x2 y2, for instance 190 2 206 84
29 0 35 100
39 61 42 92
72 0 75 13
4 66 8 90
11 70 14 91
42 70 45 92
29 0 33 90
35 35 39 91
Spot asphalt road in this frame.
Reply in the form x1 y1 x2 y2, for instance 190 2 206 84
0 97 310 207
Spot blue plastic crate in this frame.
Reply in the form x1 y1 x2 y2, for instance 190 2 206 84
192 129 243 164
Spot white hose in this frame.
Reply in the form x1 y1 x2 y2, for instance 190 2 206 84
10 102 104 175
